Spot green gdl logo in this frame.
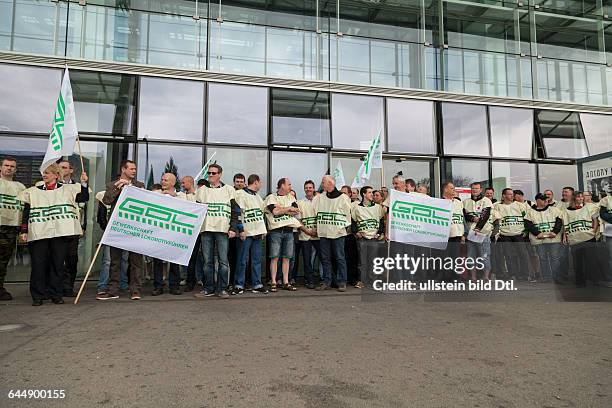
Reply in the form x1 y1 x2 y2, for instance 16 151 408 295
118 198 198 235
391 201 450 226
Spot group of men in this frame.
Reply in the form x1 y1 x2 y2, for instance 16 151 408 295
1 156 611 304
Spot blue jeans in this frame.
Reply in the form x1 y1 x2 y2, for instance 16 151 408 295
558 243 570 280
535 243 563 282
467 239 492 272
201 232 229 293
319 237 347 286
235 236 263 289
268 229 294 259
153 259 181 289
301 240 320 285
98 245 128 291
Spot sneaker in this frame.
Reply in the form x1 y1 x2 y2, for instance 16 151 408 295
337 284 347 292
131 292 141 300
52 298 65 304
32 299 43 306
197 280 203 286
252 286 269 294
316 283 331 291
169 288 182 295
218 290 230 299
180 280 187 286
97 293 119 300
96 289 107 296
194 290 215 299
230 287 244 295
306 283 316 290
0 287 13 301
151 288 164 296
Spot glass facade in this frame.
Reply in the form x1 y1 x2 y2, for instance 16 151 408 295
2 0 610 284
2 0 612 105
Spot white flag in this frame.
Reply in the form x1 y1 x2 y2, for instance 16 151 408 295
357 130 383 181
40 68 78 175
194 151 216 182
101 186 208 265
332 161 346 188
388 189 453 250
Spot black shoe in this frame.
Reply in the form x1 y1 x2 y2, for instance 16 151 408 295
169 288 182 295
230 287 244 295
184 285 195 292
32 299 43 306
316 283 331 291
251 286 268 294
306 283 316 289
151 288 164 296
52 298 64 304
0 287 13 300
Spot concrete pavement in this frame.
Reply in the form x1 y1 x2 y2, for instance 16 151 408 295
1 282 611 407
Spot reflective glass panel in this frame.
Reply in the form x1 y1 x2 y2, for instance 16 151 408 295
536 110 589 159
207 147 269 195
538 163 578 197
489 107 533 159
138 77 204 142
137 143 203 189
271 89 330 146
441 103 489 157
442 159 490 190
71 70 137 135
0 64 61 133
579 113 612 156
534 12 603 64
535 58 605 105
271 151 328 199
492 161 537 202
387 99 436 155
331 93 385 150
207 83 268 145
208 21 266 75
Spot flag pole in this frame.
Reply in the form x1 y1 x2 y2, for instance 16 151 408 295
76 134 85 173
74 242 102 304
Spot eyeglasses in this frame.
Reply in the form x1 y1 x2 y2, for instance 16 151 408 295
207 171 219 175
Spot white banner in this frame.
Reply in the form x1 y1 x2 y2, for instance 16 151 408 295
388 189 453 250
101 186 207 266
40 68 78 174
332 161 346 188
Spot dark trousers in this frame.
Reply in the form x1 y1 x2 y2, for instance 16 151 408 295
186 234 202 288
571 239 599 285
63 234 79 294
444 236 463 281
108 246 143 295
0 226 19 286
490 235 507 278
29 237 68 301
497 234 531 279
153 259 180 290
228 236 238 288
357 238 385 286
345 234 359 284
301 240 320 285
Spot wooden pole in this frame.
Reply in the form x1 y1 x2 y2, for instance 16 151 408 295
76 134 85 173
74 242 102 304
